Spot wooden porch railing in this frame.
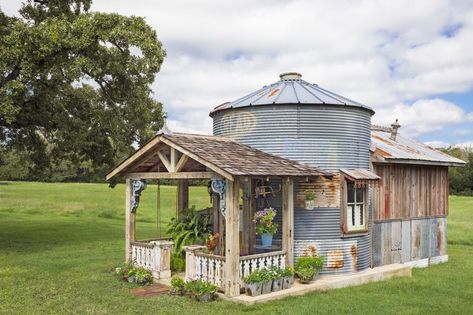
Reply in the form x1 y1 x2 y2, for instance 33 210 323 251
184 246 287 290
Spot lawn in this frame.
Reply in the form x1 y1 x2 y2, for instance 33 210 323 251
0 182 472 314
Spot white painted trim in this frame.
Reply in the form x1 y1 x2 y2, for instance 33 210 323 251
429 255 448 265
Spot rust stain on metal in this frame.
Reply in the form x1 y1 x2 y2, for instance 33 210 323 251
267 88 280 97
437 228 443 253
350 245 358 272
327 249 344 269
374 147 391 158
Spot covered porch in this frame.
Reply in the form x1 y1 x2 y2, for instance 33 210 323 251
106 131 328 297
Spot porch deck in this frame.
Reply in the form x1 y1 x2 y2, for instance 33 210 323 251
218 264 412 305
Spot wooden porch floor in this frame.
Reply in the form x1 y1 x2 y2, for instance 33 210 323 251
219 264 412 305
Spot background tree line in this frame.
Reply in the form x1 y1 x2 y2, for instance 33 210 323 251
442 146 473 196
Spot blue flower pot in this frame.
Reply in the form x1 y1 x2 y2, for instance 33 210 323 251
261 233 273 247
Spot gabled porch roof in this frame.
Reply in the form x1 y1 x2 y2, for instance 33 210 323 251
106 132 330 181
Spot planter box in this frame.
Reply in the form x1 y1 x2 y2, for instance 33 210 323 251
272 278 283 292
261 281 272 294
304 200 316 210
244 282 263 297
282 276 294 289
194 293 216 302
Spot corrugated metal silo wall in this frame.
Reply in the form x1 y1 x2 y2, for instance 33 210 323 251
213 104 373 272
212 105 372 171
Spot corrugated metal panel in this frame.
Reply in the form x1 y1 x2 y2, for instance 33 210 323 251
371 129 465 166
213 105 372 172
372 217 447 267
340 169 381 180
293 207 371 271
294 239 358 274
210 73 374 115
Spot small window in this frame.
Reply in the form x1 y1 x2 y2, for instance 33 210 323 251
346 182 366 232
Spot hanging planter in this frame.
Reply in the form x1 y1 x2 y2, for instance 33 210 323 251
303 190 316 210
253 208 278 248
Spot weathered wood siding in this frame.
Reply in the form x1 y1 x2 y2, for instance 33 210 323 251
372 164 449 220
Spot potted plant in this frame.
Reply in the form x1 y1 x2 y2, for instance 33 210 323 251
269 267 283 292
185 280 217 302
253 207 278 247
170 276 186 295
295 255 324 284
281 267 295 289
259 268 273 294
134 268 153 285
243 270 263 297
304 190 316 210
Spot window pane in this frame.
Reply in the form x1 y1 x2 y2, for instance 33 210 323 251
347 182 355 203
356 187 364 203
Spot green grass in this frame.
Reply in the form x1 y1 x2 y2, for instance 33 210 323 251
0 182 472 314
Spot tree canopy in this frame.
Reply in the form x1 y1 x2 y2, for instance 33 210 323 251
0 0 165 181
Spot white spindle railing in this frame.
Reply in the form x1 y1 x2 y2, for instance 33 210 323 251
131 241 158 271
131 240 173 279
239 251 286 282
185 246 287 290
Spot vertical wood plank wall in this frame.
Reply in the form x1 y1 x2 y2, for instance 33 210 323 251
371 163 449 267
372 164 449 220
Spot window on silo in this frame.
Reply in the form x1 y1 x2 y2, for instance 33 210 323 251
346 182 366 232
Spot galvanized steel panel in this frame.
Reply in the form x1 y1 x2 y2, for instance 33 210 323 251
213 105 372 172
294 239 358 274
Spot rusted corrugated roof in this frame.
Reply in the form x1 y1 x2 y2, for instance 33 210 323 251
340 169 381 181
371 129 465 166
210 72 374 116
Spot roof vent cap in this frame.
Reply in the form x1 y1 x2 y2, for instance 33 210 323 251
279 72 302 81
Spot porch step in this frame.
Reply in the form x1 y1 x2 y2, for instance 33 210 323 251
221 264 412 305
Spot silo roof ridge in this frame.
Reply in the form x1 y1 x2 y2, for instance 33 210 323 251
210 73 374 116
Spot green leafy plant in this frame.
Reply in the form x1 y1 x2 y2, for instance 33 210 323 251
295 267 316 281
184 279 217 299
244 270 262 284
114 263 153 285
253 207 278 236
170 252 186 272
295 255 324 270
167 206 212 254
304 190 316 201
282 267 294 277
170 276 186 295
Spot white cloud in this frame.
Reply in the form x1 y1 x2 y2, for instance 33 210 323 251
424 140 450 148
3 0 473 139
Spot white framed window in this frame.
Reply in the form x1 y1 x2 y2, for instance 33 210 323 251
346 182 366 232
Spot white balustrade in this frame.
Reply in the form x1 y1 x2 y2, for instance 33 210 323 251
184 246 287 290
131 240 173 279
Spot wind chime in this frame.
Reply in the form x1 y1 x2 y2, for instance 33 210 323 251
254 178 281 209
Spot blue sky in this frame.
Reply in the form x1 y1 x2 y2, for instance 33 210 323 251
3 0 473 147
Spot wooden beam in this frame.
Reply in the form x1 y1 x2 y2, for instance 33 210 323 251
241 178 252 256
125 171 217 179
157 151 171 172
224 177 240 297
159 136 234 181
282 177 294 267
125 179 136 262
177 180 189 219
170 148 177 172
106 136 162 180
175 154 189 172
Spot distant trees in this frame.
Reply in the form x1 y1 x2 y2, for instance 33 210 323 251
442 146 473 195
0 0 166 182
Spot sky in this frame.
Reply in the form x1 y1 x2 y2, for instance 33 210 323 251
2 0 473 147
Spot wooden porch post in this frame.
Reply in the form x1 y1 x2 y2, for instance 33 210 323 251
225 178 240 297
176 179 189 219
241 178 252 256
125 178 136 262
282 177 294 267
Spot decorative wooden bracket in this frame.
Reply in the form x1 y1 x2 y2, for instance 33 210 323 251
211 179 226 218
131 179 147 213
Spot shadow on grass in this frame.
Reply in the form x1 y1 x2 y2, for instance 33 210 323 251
0 214 123 253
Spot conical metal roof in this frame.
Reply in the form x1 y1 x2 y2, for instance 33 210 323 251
210 72 374 115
